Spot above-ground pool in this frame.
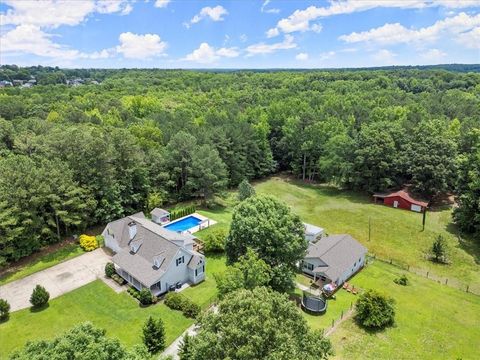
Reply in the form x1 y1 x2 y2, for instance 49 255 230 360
163 215 203 232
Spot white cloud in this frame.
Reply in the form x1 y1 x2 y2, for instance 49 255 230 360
373 49 397 64
186 5 228 27
320 51 336 61
183 43 239 63
0 0 133 28
266 27 280 38
296 52 308 60
267 1 479 37
154 0 170 8
420 48 447 61
0 24 113 61
261 0 280 14
456 27 480 49
116 32 167 59
246 35 297 56
239 34 248 42
339 12 480 46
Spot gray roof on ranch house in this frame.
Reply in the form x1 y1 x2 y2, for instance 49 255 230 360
107 213 203 287
150 208 170 217
306 234 367 282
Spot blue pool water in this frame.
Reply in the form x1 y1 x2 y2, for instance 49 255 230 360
164 215 202 232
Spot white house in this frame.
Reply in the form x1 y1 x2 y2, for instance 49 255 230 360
301 234 367 287
150 208 170 225
102 212 205 295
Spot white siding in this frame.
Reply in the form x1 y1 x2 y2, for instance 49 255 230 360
335 255 366 285
102 228 120 253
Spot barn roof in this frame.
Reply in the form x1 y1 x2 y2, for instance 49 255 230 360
373 190 428 207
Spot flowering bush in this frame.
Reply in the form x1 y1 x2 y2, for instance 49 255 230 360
79 234 98 251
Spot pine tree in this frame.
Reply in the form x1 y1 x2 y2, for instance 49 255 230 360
30 285 50 308
142 316 166 354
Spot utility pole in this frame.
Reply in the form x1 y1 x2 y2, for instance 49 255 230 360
422 210 427 231
368 217 371 241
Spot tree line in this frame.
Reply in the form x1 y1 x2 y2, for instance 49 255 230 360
0 67 479 265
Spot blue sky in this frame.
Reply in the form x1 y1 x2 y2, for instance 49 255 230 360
1 0 479 68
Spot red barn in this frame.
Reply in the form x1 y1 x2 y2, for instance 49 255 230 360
373 190 428 213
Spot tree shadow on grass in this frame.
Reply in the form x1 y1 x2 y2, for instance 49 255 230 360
446 223 480 265
353 316 396 335
30 303 50 313
0 316 10 324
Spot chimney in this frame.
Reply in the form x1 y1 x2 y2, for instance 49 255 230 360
128 221 137 240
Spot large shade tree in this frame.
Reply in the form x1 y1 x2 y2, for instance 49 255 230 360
225 195 307 292
180 287 332 360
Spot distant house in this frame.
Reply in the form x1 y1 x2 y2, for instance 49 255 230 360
301 234 367 288
304 223 324 243
150 208 170 225
0 81 13 87
102 212 205 295
373 189 428 212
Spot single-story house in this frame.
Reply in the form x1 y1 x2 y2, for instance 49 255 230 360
150 207 170 225
304 223 324 243
373 189 428 212
301 234 367 287
102 212 205 296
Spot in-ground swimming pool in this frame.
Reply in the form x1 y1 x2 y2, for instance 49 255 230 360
163 215 203 232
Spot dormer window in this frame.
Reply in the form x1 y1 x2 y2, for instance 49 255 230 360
130 242 140 253
128 221 137 240
153 254 165 269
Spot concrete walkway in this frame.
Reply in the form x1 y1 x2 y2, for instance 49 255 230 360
0 248 111 311
161 324 198 360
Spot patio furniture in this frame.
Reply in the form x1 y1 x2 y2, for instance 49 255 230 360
343 282 349 289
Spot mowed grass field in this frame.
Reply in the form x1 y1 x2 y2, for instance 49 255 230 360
254 177 480 285
328 261 480 360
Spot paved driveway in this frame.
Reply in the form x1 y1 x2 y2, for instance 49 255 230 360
0 248 111 312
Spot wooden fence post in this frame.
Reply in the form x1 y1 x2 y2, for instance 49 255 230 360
466 285 469 293
341 310 344 319
332 319 334 328
445 278 448 285
427 271 429 278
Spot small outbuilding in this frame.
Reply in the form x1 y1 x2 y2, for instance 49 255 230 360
373 190 428 213
304 223 324 243
150 208 170 225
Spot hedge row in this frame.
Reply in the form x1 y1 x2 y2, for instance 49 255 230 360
170 205 196 221
164 292 200 318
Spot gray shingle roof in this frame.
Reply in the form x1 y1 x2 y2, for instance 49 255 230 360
150 208 170 217
107 213 203 287
306 234 367 282
304 222 324 236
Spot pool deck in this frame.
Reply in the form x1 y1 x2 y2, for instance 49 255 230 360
163 212 217 234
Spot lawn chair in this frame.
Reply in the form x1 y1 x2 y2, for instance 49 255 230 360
352 287 358 295
342 282 349 290
346 285 352 292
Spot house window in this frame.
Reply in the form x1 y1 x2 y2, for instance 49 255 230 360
304 262 314 271
176 256 185 266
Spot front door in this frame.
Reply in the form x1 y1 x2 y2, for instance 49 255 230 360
393 200 399 208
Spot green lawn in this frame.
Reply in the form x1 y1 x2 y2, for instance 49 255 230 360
0 243 84 286
255 177 480 285
0 280 193 359
328 261 480 360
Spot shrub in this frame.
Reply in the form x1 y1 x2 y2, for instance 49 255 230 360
79 234 98 251
0 298 10 321
139 288 153 305
96 235 105 247
183 301 201 318
355 289 395 330
128 286 140 299
203 228 227 253
111 274 126 285
164 292 200 318
142 316 166 354
30 284 50 308
238 179 255 201
105 262 116 278
393 274 409 286
430 235 449 264
164 292 186 311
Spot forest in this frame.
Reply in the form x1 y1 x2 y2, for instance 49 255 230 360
0 66 479 266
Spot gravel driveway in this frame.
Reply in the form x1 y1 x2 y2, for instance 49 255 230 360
0 248 111 312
